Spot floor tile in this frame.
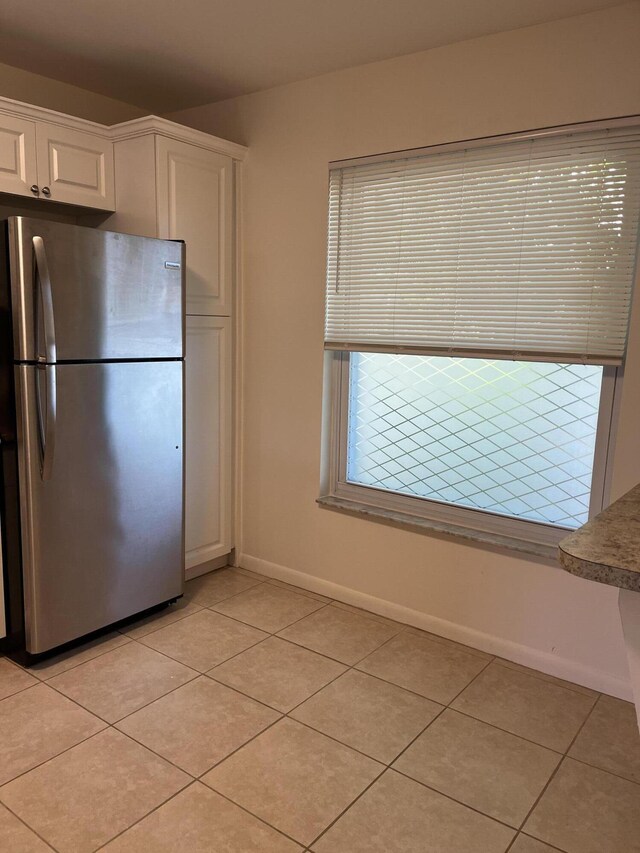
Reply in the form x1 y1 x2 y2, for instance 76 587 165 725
356 631 489 704
232 566 265 580
495 659 598 698
291 669 442 763
509 836 562 853
0 658 38 700
26 632 131 680
102 782 302 852
569 694 640 783
184 569 262 606
393 709 560 826
524 757 640 853
278 605 400 665
212 583 326 633
116 676 280 776
264 577 331 603
120 597 203 639
451 662 596 751
210 636 346 712
311 769 515 852
0 801 53 852
202 717 382 845
0 729 190 853
48 642 196 723
403 626 496 659
140 610 268 672
329 601 403 627
0 683 105 785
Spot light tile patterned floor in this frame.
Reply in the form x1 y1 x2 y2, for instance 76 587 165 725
0 566 638 852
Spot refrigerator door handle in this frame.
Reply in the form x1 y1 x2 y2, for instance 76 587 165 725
35 363 57 481
32 236 57 364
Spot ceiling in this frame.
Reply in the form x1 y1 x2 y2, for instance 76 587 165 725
0 0 626 114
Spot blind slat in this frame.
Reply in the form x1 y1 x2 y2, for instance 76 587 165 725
325 125 640 363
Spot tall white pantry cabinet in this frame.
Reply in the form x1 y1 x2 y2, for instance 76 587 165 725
107 118 246 576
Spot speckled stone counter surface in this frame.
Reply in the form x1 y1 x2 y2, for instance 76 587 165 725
558 483 640 592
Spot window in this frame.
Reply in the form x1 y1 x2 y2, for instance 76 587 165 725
321 120 640 552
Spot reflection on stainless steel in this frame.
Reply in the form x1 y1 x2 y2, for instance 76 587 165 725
34 363 56 481
16 363 183 652
10 218 183 362
32 236 57 364
3 217 185 655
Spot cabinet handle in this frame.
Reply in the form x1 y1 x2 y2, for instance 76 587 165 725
30 185 39 195
41 186 51 197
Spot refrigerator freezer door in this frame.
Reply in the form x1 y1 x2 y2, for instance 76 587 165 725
9 217 184 363
15 361 184 653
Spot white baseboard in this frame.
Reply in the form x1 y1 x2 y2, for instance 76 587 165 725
237 552 632 701
185 554 229 581
186 544 230 571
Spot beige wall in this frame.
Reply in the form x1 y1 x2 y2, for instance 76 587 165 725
0 61 144 125
171 3 640 697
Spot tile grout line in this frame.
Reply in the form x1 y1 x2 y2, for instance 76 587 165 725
443 705 566 757
13 634 135 683
506 832 568 853
510 685 602 847
190 591 479 850
97 615 551 851
235 569 612 704
0 569 632 851
192 783 307 850
491 658 599 700
391 765 520 833
39 642 202 724
0 798 58 851
90 772 195 852
0 680 40 703
118 601 206 641
0 640 210 796
305 762 389 850
95 714 300 849
293 645 550 844
194 713 286 783
289 636 510 847
6 644 626 853
565 753 640 788
207 649 348 716
205 597 329 636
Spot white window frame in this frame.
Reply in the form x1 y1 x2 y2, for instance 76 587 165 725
321 352 621 554
319 116 640 555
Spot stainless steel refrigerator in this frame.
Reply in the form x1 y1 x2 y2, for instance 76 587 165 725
0 216 185 657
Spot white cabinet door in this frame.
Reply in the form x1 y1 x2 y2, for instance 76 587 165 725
36 123 115 210
185 315 232 568
157 137 233 316
0 114 37 198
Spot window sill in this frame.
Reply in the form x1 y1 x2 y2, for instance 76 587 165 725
317 494 559 562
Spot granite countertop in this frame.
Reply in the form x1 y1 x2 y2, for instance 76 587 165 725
558 483 640 592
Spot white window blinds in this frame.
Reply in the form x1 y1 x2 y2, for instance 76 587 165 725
325 124 640 364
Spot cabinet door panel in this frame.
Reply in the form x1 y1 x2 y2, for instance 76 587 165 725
157 138 232 315
0 115 37 198
185 315 232 567
36 123 115 210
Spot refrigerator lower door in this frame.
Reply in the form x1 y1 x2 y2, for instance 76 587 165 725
15 361 184 654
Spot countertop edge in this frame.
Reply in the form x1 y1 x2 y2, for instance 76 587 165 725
558 543 640 592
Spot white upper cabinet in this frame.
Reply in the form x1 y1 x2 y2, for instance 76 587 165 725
36 123 115 210
0 109 115 210
0 115 38 198
156 137 233 316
